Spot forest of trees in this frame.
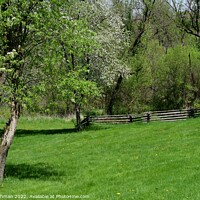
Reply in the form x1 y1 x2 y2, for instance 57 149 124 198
0 0 200 180
1 0 200 117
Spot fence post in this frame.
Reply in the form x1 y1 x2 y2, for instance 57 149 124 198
145 112 151 123
86 116 90 126
129 115 133 123
188 108 195 118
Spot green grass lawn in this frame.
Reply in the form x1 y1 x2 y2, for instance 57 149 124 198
0 117 200 199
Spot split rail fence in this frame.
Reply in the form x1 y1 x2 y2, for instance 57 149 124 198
81 108 200 126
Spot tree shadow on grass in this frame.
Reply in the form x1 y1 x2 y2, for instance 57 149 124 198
15 128 76 137
1 124 112 138
5 163 65 181
14 125 112 136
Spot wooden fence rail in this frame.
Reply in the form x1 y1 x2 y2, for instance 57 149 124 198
81 108 200 126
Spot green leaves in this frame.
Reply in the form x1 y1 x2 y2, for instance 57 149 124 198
61 69 100 104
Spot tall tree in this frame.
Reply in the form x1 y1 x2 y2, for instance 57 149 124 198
28 1 101 130
0 0 63 181
150 0 181 49
105 0 155 114
76 0 129 114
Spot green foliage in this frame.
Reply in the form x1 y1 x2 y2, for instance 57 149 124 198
114 52 152 114
0 105 10 121
152 45 200 110
0 0 55 107
36 6 101 116
1 0 200 117
0 0 101 119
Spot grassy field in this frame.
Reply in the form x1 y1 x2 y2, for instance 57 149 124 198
0 117 200 199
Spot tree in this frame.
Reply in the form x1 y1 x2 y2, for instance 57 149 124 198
169 0 200 39
149 45 200 110
0 0 65 181
112 51 153 114
104 0 155 114
150 0 181 50
75 0 130 115
26 1 101 130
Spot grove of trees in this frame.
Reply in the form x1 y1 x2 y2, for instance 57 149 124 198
0 0 200 180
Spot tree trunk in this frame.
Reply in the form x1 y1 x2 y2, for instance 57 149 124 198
186 53 197 108
0 101 20 181
107 75 123 115
75 103 81 131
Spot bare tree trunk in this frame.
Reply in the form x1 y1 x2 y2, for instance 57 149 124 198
0 100 20 181
107 75 123 115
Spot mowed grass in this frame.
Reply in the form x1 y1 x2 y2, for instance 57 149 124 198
0 117 200 199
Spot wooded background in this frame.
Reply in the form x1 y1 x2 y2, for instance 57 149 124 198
1 0 200 123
